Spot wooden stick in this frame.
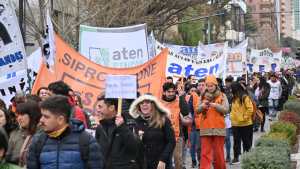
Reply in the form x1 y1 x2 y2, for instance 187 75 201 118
117 98 122 115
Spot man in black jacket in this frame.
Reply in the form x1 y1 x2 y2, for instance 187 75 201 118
95 96 140 169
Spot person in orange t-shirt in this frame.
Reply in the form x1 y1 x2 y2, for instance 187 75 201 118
197 75 229 169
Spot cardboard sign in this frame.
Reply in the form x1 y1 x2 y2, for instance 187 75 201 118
105 75 137 99
32 35 168 113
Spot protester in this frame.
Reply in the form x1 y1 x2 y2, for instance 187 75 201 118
25 94 42 103
95 96 139 169
230 82 254 164
6 100 41 167
129 94 176 169
160 82 190 169
197 75 229 169
267 73 282 121
0 98 6 110
255 77 270 132
48 81 88 127
36 87 50 101
224 76 234 162
185 83 201 168
197 79 206 97
166 76 174 84
27 95 103 169
0 128 22 169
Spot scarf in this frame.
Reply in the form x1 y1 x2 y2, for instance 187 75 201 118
48 124 69 138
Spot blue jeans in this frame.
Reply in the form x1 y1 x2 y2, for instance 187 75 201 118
269 99 279 118
225 128 231 159
189 130 200 162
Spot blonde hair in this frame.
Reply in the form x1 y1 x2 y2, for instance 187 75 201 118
139 103 166 128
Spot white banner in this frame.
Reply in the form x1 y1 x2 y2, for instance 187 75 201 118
226 39 248 78
0 70 28 106
156 41 227 80
248 48 282 73
79 24 149 68
42 9 55 69
0 0 27 75
164 42 226 61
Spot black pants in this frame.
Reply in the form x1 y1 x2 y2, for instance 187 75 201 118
259 107 268 131
232 125 253 159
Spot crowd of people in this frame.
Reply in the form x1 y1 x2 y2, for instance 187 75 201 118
0 68 298 169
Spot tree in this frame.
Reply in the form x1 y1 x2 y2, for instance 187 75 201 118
22 0 216 49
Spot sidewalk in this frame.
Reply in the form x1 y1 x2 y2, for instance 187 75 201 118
184 118 271 169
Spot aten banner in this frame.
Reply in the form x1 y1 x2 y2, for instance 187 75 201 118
0 0 27 75
156 41 227 80
33 35 168 112
79 24 149 68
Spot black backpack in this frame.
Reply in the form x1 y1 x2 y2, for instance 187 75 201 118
34 131 92 169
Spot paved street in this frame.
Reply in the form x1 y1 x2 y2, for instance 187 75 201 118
184 118 271 169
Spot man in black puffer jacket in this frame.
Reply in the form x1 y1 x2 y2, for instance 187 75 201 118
95 96 141 169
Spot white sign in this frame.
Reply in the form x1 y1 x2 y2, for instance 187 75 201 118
0 70 29 106
248 48 282 73
27 48 42 73
0 0 27 75
79 24 149 68
156 41 227 80
226 39 248 78
105 75 137 99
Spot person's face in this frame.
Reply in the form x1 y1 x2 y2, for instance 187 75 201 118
40 109 65 133
74 95 80 106
271 76 277 82
189 87 197 94
206 83 217 93
17 113 30 129
68 90 75 100
39 89 50 101
197 82 206 94
225 81 232 88
190 76 197 84
0 110 6 127
139 100 153 116
96 100 115 119
163 88 176 100
166 79 173 83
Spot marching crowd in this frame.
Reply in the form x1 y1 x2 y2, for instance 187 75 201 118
0 69 298 169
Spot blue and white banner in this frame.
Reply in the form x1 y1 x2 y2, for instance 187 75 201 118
248 48 282 73
0 0 27 75
0 70 29 106
156 41 227 80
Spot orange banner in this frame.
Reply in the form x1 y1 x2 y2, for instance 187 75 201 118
32 35 168 112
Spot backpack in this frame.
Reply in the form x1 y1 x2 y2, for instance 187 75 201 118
34 131 91 169
249 97 263 123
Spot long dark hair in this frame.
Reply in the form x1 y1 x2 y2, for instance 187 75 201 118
259 77 269 89
231 82 248 104
1 108 17 136
16 101 41 135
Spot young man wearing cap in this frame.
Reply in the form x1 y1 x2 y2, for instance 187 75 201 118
197 75 229 169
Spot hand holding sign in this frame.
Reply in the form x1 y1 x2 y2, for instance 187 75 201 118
105 75 137 115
